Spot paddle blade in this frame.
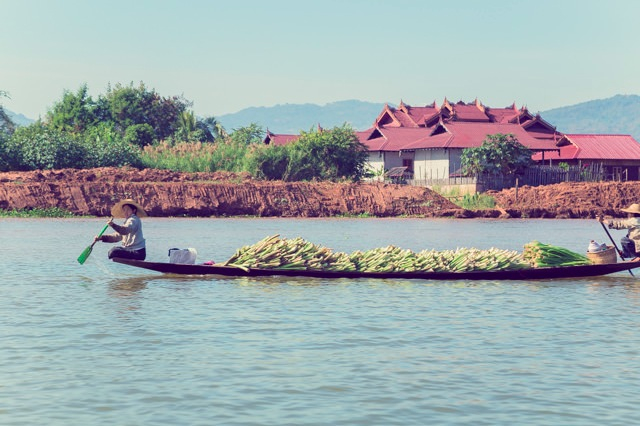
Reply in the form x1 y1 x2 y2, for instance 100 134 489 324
77 245 93 264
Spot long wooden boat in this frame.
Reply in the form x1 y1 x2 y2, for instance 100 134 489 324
112 258 640 280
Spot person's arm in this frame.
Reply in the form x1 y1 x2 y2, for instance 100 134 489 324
109 217 136 235
99 233 123 243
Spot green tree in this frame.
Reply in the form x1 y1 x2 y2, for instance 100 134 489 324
283 124 368 182
460 133 533 177
95 82 189 140
198 116 227 142
0 90 15 136
46 84 96 133
0 91 14 170
174 110 200 142
229 123 264 145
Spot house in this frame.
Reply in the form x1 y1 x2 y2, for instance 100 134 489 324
262 98 640 185
263 129 300 146
532 134 640 180
359 99 561 183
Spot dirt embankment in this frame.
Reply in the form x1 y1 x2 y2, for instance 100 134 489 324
487 181 640 218
0 167 636 218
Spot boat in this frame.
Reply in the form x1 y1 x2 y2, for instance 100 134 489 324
112 257 640 280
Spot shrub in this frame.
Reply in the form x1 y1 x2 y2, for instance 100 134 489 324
283 124 367 182
244 143 289 180
81 123 142 168
8 123 86 170
124 123 156 147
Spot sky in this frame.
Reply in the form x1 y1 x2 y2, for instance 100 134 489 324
2 0 640 120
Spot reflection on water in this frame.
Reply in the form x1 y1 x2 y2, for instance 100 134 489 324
3 218 640 426
108 276 151 294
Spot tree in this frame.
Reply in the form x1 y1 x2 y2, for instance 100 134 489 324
229 123 264 145
0 90 15 136
47 84 96 133
460 133 533 177
95 82 190 140
283 124 368 182
198 116 227 142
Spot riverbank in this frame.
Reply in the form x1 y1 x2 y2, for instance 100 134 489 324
0 167 637 218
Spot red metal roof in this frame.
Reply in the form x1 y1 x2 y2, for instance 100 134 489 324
442 122 557 151
402 104 439 126
360 122 558 152
485 104 521 123
264 132 299 146
451 103 490 122
532 134 640 161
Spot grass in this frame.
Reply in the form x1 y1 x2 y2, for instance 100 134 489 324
0 207 76 218
432 187 496 210
335 212 374 218
458 193 496 209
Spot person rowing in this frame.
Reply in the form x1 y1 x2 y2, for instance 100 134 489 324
94 199 147 260
598 203 640 260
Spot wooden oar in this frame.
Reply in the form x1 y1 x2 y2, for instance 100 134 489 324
77 223 109 265
599 220 634 276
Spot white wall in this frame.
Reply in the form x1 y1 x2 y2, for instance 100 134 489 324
383 151 404 170
413 149 452 180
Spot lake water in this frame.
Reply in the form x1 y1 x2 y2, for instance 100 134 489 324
2 217 640 425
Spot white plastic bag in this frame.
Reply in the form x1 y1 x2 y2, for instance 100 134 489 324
168 248 198 264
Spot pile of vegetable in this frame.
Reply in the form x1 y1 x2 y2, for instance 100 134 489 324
221 235 562 273
522 240 591 268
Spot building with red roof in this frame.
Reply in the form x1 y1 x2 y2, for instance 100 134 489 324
359 99 561 182
263 98 640 184
532 134 640 180
263 130 301 146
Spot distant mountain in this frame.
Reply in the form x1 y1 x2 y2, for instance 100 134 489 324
217 100 385 134
540 94 640 141
4 109 35 127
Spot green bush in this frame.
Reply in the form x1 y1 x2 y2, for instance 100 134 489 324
0 132 9 171
0 207 75 218
282 124 367 181
245 143 289 180
124 123 156 147
8 123 86 170
81 123 142 168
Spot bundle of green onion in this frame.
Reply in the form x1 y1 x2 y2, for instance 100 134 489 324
223 235 529 272
522 241 591 268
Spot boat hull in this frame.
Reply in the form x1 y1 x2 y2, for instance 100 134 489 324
112 258 640 280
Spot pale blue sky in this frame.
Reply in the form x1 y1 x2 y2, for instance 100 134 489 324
2 0 639 119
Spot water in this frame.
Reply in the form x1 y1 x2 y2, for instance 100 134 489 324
2 218 640 425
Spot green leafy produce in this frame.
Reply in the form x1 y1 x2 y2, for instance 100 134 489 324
522 241 591 268
223 235 529 273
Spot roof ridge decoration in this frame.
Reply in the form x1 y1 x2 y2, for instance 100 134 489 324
430 117 449 136
442 97 452 113
475 98 486 113
374 103 403 128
